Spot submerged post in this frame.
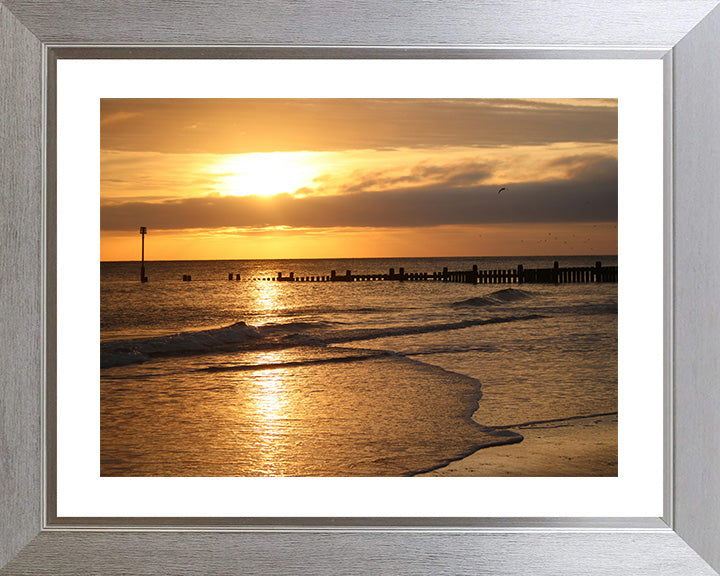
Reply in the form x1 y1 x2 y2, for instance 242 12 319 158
553 261 559 285
139 226 148 282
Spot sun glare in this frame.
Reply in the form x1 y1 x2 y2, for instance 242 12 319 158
210 152 322 197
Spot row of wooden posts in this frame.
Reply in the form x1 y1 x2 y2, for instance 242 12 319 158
209 262 617 285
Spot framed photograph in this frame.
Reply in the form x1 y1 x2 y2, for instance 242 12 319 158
55 60 652 520
2 1 720 574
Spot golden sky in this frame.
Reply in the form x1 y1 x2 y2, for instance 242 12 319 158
101 98 618 261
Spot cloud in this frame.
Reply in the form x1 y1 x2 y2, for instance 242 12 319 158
101 156 617 231
101 98 617 154
543 154 617 179
100 111 142 126
333 160 495 195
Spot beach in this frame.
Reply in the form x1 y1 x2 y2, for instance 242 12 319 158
420 413 617 476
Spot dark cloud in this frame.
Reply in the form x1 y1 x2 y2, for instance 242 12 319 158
101 156 617 231
101 98 617 154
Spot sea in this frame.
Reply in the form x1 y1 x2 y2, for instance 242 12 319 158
100 256 618 477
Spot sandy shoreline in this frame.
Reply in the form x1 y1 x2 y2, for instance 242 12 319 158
419 413 617 477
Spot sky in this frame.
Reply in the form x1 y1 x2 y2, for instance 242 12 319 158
100 98 618 261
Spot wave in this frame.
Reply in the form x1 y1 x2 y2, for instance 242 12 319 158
101 314 545 369
101 321 261 368
452 288 535 308
321 314 544 344
198 350 395 373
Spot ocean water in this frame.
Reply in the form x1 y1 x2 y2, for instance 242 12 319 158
100 256 618 476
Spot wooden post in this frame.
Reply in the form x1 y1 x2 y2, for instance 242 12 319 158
442 267 448 282
554 261 559 284
399 267 405 282
290 272 294 281
139 226 148 282
517 264 524 284
331 270 336 281
228 272 233 280
595 261 602 283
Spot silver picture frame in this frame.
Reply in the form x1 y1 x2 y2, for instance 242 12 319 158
2 1 720 573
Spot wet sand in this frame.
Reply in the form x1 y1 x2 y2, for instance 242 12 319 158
419 413 617 477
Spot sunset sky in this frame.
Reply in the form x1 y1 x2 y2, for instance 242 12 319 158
100 98 618 261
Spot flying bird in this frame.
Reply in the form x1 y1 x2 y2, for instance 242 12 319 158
497 187 506 194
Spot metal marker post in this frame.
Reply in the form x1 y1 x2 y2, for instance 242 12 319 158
140 226 148 282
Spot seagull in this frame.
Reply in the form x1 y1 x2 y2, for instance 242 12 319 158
497 187 506 194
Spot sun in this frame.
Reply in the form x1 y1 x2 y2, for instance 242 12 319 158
210 152 322 197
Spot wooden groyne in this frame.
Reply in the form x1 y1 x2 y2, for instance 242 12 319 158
226 261 617 285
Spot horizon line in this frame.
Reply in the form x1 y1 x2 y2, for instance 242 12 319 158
100 253 619 264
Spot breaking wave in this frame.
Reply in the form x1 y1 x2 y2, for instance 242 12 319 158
101 313 545 369
452 288 535 307
101 322 261 368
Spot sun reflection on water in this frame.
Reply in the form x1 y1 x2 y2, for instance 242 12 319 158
252 371 290 476
235 351 294 476
246 276 291 325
